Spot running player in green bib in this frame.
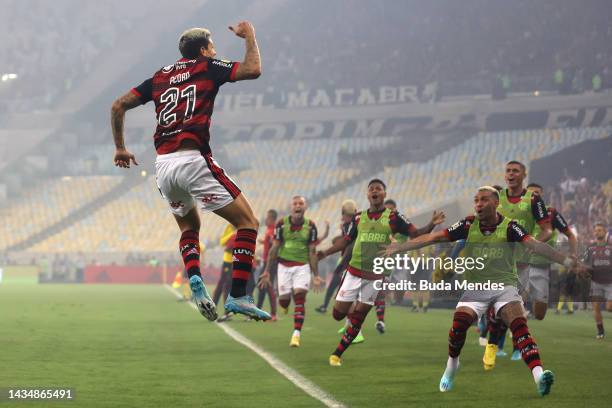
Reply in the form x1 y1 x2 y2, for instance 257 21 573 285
526 183 578 319
498 161 552 306
382 186 586 397
496 161 553 361
260 195 323 347
318 179 445 366
484 181 579 369
371 199 405 335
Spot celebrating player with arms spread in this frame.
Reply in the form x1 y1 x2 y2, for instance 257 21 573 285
318 179 445 366
110 22 270 321
259 196 323 347
383 186 587 397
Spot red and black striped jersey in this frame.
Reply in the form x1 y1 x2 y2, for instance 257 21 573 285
547 207 570 233
582 241 612 284
132 57 239 154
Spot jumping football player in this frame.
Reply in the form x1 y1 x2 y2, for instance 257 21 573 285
110 22 270 321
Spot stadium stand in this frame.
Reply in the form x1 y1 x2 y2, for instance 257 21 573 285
2 0 612 266
307 127 612 237
0 0 151 113
14 128 610 256
0 176 122 250
234 0 612 96
3 0 612 121
24 137 399 253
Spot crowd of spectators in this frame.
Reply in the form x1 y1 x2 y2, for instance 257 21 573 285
0 0 148 113
243 0 612 96
2 0 612 115
546 176 612 243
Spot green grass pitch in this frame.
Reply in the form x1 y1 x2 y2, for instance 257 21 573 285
0 284 610 407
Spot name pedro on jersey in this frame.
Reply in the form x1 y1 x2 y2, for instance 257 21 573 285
373 280 505 291
170 72 191 85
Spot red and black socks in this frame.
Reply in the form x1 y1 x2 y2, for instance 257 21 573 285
333 309 367 357
448 310 475 358
179 230 201 278
375 296 386 322
230 229 257 298
293 292 306 332
510 317 542 370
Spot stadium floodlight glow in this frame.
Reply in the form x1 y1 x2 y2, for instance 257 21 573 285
141 170 147 177
534 90 540 96
1 73 18 82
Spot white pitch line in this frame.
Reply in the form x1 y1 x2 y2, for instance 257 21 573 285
163 284 347 408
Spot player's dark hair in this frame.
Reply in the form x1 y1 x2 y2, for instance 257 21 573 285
267 209 278 220
368 178 386 190
594 221 607 229
179 28 211 59
506 160 526 172
492 185 503 191
527 182 543 190
384 199 397 207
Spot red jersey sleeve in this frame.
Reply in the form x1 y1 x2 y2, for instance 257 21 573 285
531 193 549 225
507 220 530 242
131 77 153 104
205 58 240 85
390 211 417 237
444 216 474 241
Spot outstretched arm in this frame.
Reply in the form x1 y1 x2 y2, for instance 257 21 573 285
412 210 446 237
111 91 142 168
522 237 578 268
318 237 349 260
383 229 450 257
229 21 261 80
